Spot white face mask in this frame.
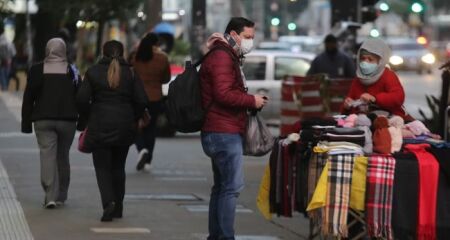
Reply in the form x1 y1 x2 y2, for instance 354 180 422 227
240 38 254 55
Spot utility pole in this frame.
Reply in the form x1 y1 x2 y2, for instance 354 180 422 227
230 0 246 17
252 0 264 41
190 0 206 62
26 0 33 68
147 0 162 31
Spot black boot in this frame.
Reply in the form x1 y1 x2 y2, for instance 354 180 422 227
113 202 123 218
101 202 115 222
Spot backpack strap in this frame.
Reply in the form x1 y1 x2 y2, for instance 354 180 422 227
194 46 236 68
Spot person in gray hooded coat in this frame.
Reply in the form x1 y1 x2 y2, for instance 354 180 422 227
342 38 413 122
21 38 80 209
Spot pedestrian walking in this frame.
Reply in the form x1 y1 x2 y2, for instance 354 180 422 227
307 34 356 78
0 22 16 91
200 17 268 239
132 32 170 171
76 40 147 222
21 38 80 209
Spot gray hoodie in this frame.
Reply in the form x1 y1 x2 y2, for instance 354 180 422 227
356 38 391 86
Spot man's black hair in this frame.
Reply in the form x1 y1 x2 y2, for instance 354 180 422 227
224 17 255 34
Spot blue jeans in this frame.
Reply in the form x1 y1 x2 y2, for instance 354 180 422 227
201 132 244 240
0 66 10 91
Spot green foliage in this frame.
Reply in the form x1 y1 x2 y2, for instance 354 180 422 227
418 94 440 133
35 0 141 22
169 39 191 65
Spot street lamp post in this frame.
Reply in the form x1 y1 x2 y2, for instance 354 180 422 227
25 0 33 68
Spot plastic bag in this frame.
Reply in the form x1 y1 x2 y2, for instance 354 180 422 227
243 113 275 156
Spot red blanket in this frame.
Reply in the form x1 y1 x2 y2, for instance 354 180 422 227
404 144 439 240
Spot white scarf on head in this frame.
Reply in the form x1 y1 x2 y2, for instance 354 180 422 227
43 38 68 74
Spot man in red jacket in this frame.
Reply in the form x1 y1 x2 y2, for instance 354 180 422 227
199 17 267 240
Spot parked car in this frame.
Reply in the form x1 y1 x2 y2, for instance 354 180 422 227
256 41 292 51
386 38 436 74
243 50 315 125
278 35 324 54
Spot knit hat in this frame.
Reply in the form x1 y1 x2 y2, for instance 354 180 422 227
373 116 391 154
388 115 404 128
355 114 373 154
388 116 404 153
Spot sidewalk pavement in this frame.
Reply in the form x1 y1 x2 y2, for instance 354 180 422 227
0 90 310 240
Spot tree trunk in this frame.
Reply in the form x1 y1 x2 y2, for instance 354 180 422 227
230 0 246 17
147 0 162 31
439 70 450 138
32 10 60 62
190 0 206 62
95 20 105 58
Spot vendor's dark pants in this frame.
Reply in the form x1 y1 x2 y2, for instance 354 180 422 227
92 146 129 209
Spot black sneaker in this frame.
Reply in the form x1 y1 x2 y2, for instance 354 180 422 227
113 203 123 218
136 149 148 171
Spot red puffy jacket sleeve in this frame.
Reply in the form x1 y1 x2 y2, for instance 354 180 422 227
372 70 405 111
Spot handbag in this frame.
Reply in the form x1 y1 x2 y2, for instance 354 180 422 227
243 112 275 156
138 108 151 130
78 128 91 153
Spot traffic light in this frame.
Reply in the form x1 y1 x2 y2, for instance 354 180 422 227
330 0 379 25
379 2 389 12
361 0 379 23
288 22 297 31
411 2 424 13
271 17 280 26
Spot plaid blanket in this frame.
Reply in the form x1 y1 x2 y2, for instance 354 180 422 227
365 155 396 240
323 153 356 237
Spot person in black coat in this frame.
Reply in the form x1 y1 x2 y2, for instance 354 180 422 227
306 34 356 79
21 38 80 209
76 40 148 222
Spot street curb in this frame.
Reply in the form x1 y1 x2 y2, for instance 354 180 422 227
0 158 34 240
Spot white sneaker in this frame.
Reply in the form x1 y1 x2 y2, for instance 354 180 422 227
45 201 56 209
136 149 149 171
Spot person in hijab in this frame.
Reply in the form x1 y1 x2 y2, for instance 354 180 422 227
342 38 413 121
21 38 80 209
76 40 147 222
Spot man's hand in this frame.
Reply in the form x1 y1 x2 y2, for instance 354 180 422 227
254 94 268 109
360 93 376 103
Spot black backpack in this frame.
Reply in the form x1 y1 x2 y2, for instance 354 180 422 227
165 46 233 133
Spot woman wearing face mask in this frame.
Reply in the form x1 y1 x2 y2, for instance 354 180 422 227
342 38 413 121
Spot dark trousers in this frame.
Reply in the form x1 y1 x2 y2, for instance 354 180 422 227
92 146 129 209
135 101 162 164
